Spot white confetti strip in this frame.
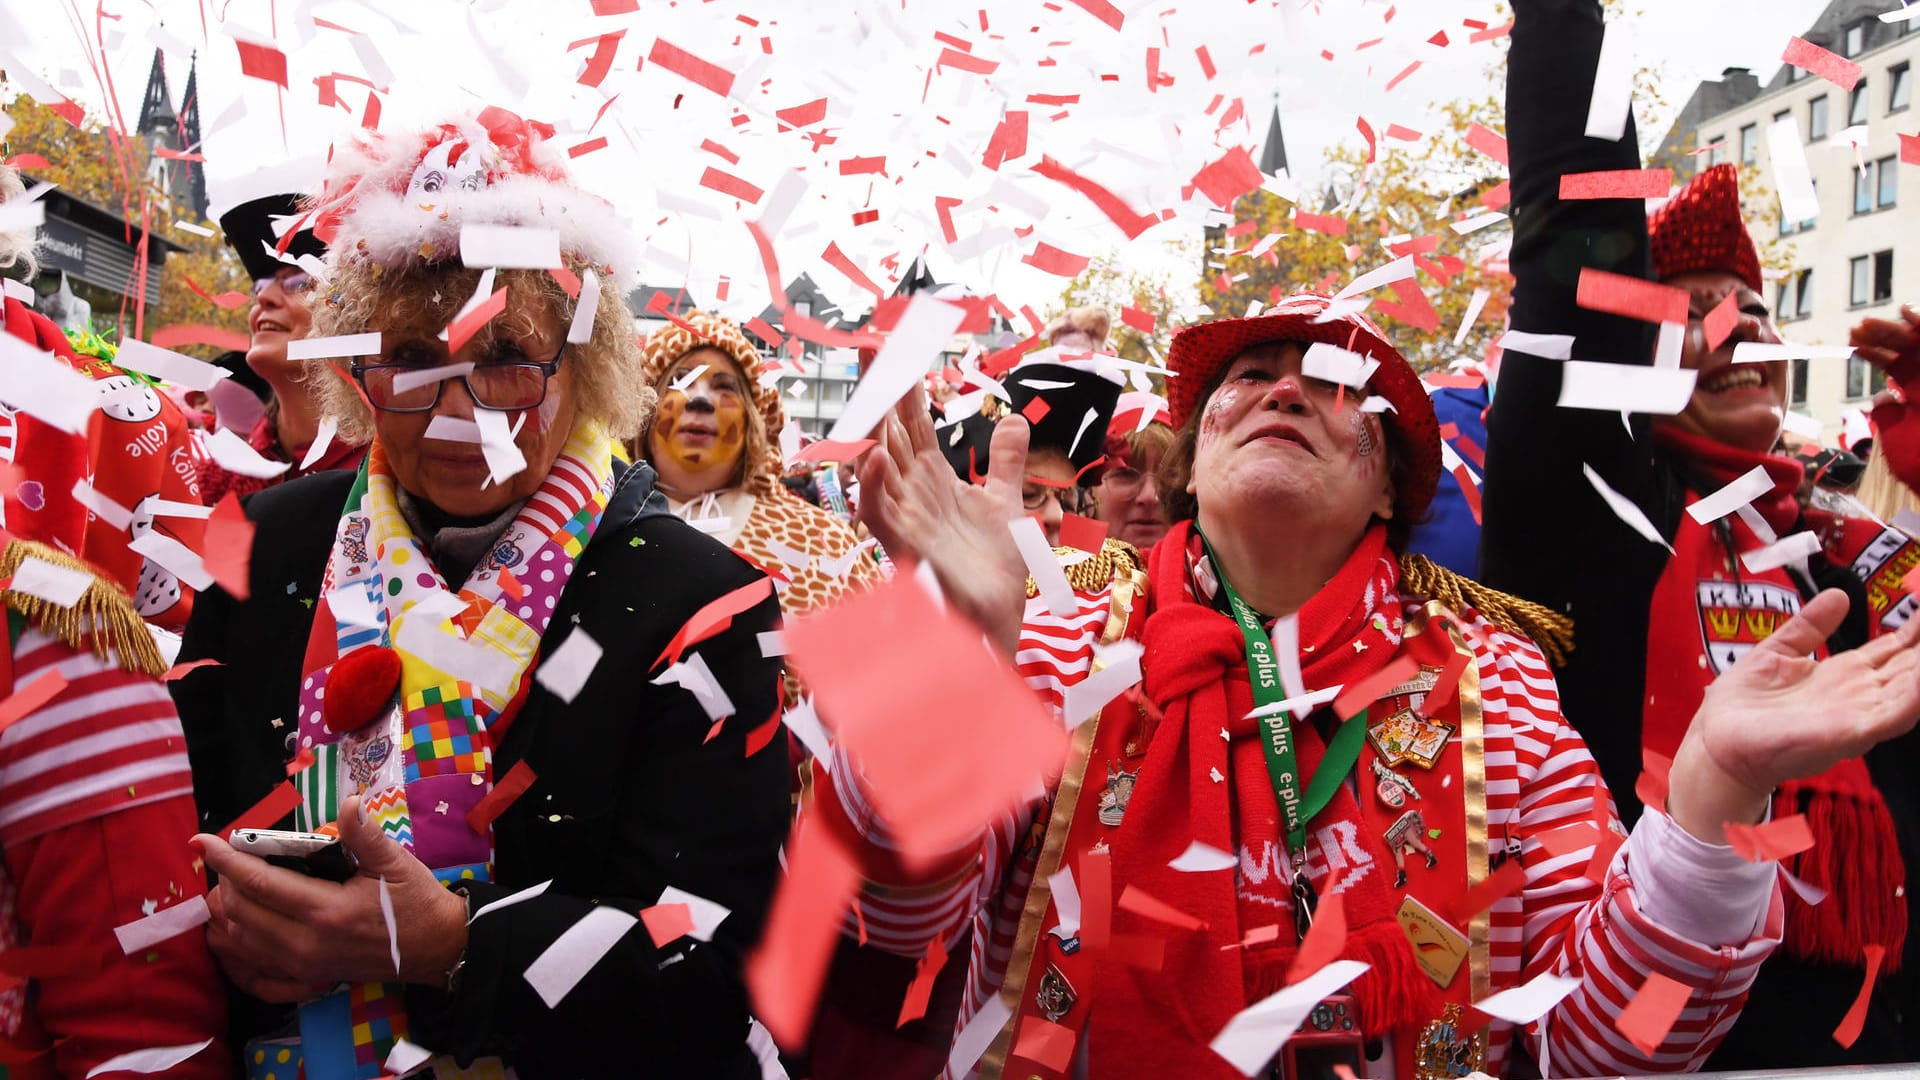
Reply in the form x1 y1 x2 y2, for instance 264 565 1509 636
12 556 95 608
1009 515 1077 619
1473 972 1583 1025
522 905 639 1008
287 333 383 361
85 1039 215 1077
537 629 603 704
113 340 231 391
1169 841 1239 873
459 224 563 269
1210 960 1370 1075
1583 464 1675 554
1557 362 1696 415
1686 466 1775 525
1731 342 1854 364
113 895 210 954
203 427 292 479
300 416 341 470
1765 116 1821 226
651 651 737 722
656 886 731 941
1742 530 1822 573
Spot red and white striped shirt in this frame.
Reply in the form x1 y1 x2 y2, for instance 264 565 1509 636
810 583 1782 1077
0 628 196 846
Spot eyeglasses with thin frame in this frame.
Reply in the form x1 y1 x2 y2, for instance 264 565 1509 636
1021 479 1088 514
252 271 314 297
352 340 568 413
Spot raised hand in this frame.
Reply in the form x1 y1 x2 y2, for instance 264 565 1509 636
856 389 1032 655
1849 304 1920 386
1667 589 1920 844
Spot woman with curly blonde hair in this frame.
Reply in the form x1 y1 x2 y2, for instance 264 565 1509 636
173 110 789 1077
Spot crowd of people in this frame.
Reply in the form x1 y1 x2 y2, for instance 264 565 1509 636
1 0 1919 1076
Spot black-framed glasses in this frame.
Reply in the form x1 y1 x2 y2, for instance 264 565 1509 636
352 341 567 413
252 271 314 296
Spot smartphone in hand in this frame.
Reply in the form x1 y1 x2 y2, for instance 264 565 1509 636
231 828 358 883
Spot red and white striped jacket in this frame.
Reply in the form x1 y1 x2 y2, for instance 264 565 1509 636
807 577 1782 1077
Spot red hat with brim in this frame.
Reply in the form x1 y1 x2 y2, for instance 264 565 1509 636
1165 291 1441 516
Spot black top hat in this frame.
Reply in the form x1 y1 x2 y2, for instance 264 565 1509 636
218 195 327 282
1004 363 1123 485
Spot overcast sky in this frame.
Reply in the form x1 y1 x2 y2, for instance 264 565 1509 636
0 0 1852 322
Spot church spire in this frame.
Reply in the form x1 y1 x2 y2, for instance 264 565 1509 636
1258 101 1290 177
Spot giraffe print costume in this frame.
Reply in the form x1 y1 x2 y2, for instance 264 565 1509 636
636 313 881 662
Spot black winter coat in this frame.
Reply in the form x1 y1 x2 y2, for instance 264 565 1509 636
171 461 790 1078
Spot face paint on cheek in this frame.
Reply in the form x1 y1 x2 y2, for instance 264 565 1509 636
1199 388 1238 449
1352 409 1378 457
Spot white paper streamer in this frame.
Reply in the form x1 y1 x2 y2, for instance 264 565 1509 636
537 629 603 704
522 905 639 1008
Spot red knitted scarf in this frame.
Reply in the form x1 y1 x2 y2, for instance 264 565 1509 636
1653 426 1907 971
1091 521 1437 1077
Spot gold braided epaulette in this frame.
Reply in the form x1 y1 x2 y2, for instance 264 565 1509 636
0 539 167 678
1025 536 1147 597
1398 552 1575 668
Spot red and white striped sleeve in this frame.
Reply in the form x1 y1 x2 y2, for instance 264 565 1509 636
0 629 196 846
802 585 1114 959
1490 625 1782 1074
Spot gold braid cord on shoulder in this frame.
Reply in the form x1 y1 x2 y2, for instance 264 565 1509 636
1398 552 1574 668
0 540 167 678
1024 536 1148 598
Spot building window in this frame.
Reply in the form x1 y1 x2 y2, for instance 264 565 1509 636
1846 21 1867 57
1894 63 1913 112
1850 80 1870 126
1797 268 1814 319
1879 154 1899 207
1791 357 1810 406
1810 95 1830 140
1776 280 1792 316
1848 355 1890 398
1708 137 1729 165
1739 123 1759 164
1850 250 1895 306
1857 162 1876 214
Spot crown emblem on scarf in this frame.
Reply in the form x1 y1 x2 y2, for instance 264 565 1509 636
1647 163 1763 294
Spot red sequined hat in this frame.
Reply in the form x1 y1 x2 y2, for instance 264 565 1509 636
1648 164 1763 294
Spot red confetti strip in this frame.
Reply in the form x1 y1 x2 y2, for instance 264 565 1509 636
840 155 887 175
499 567 527 600
1190 146 1265 207
700 167 764 204
851 209 879 226
1293 211 1349 236
204 493 253 601
466 760 537 835
654 577 776 668
163 658 223 682
151 324 250 352
1577 268 1689 326
1385 123 1422 141
154 146 205 162
981 110 1029 170
2 154 51 171
1783 35 1862 91
568 136 609 159
1559 168 1674 200
234 38 289 87
1636 749 1673 814
1447 858 1527 924
1615 971 1693 1055
1465 123 1509 166
1356 117 1378 163
1723 814 1817 863
748 821 860 1049
0 671 67 737
1834 944 1887 1048
1469 20 1513 42
641 902 696 947
822 242 884 301
1010 1018 1077 1071
286 747 316 777
1063 0 1124 30
744 705 782 757
1057 514 1108 554
1901 131 1920 167
548 266 582 299
793 438 876 464
1021 241 1091 277
1702 292 1742 352
1376 278 1440 332
937 48 999 75
221 782 302 837
1031 156 1158 239
1333 656 1419 720
1384 60 1422 91
1285 886 1346 983
1080 846 1112 950
895 932 948 1026
648 38 736 96
571 30 625 88
776 98 828 128
1120 305 1154 334
1480 179 1512 208
590 0 637 13
444 287 508 355
1027 92 1079 105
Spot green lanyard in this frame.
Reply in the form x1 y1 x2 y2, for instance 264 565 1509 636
1200 532 1371 931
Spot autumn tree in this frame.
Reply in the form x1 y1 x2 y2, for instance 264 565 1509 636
2 94 250 356
1050 237 1195 372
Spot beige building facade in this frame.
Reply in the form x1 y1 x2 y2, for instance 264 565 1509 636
1661 1 1918 440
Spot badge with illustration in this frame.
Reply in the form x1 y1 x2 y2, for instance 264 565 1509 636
1098 762 1138 826
1367 707 1454 770
1036 963 1077 1022
1413 1003 1488 1080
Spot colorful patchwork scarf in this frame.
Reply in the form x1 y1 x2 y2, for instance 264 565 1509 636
280 417 617 1079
